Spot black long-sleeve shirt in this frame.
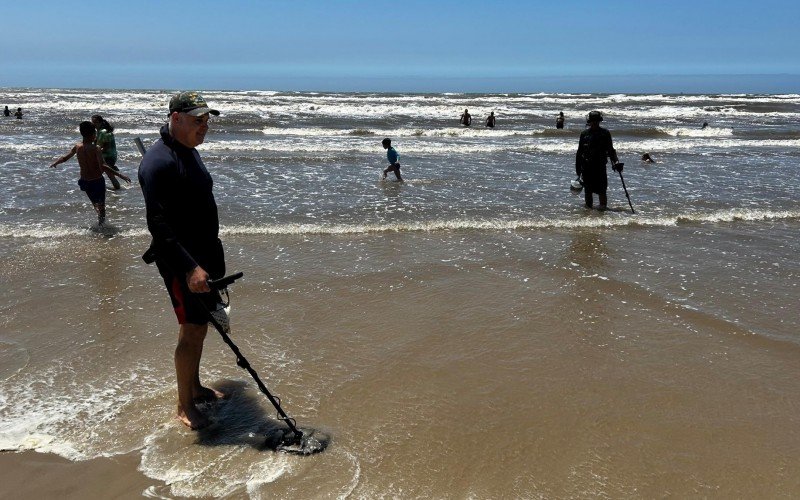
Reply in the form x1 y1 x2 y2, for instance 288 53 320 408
575 126 617 176
138 125 224 277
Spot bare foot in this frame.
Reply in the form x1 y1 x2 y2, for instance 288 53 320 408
193 386 226 404
177 404 210 430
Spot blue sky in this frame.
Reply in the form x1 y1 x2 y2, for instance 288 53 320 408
2 0 798 92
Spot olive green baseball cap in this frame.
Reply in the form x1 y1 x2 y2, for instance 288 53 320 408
168 91 220 117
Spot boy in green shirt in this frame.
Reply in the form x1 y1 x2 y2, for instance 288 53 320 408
92 114 121 189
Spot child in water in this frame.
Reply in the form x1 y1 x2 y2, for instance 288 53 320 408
50 121 131 225
381 138 403 181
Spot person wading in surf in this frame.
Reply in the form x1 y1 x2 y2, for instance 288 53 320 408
381 137 403 181
556 111 565 129
460 108 472 126
49 121 131 225
91 114 122 190
138 91 226 430
575 110 621 210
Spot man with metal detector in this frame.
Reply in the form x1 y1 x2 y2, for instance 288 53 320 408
138 91 225 430
575 110 622 210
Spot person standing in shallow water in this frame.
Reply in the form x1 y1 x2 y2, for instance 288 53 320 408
91 114 122 190
3 106 9 117
460 109 471 126
556 111 565 129
138 91 226 430
575 111 621 210
14 107 23 119
381 137 403 181
485 111 496 128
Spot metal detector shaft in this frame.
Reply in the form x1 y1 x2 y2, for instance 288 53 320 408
205 273 304 439
617 170 635 214
611 159 635 214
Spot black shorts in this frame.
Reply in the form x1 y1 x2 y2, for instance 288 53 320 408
156 262 221 325
78 178 106 205
581 166 608 194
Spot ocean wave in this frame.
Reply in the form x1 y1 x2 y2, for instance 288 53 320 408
0 360 165 461
257 124 751 140
348 128 376 136
608 106 800 121
3 132 798 158
0 224 148 239
658 127 734 137
200 138 509 154
5 89 799 121
255 102 800 121
217 209 800 235
8 89 799 124
260 126 544 139
114 128 161 136
5 209 797 240
674 208 800 224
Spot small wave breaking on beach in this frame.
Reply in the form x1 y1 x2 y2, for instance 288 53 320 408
2 209 798 241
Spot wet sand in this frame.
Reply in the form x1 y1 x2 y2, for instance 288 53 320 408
1 224 800 497
0 451 158 499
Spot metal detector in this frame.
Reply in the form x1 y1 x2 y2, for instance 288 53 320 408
205 273 330 455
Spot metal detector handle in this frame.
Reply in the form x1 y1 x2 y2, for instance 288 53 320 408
208 272 244 290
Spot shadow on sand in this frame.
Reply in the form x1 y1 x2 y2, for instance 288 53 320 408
193 379 294 451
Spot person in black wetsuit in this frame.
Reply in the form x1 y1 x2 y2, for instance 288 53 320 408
485 111 496 128
138 91 225 431
556 111 565 129
575 110 621 210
